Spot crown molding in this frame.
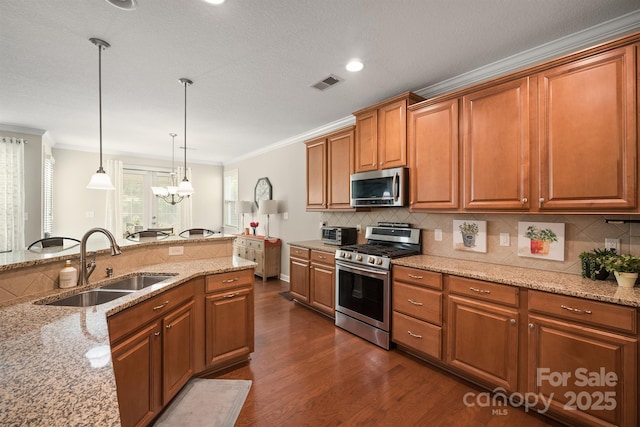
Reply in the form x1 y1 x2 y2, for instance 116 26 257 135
0 124 47 136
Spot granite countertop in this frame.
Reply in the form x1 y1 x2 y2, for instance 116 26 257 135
0 256 255 426
288 240 640 308
393 255 640 308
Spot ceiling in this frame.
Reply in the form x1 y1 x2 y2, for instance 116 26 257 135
1 1 639 165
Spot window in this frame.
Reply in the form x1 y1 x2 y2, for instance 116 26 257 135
122 167 178 236
223 169 238 229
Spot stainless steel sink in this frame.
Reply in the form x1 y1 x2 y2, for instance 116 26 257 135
45 290 134 307
43 274 174 307
99 274 173 291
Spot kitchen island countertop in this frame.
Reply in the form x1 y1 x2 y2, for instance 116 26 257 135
0 256 255 427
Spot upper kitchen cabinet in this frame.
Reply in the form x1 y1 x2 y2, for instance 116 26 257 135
408 98 459 210
537 45 637 211
354 92 424 173
462 77 532 210
305 126 355 211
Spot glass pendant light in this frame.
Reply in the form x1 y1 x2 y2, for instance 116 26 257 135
86 38 115 190
177 78 194 197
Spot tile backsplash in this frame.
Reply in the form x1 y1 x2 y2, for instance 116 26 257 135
321 209 640 276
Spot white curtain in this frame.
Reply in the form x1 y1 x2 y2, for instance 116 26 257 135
105 159 124 239
177 166 193 232
0 137 25 252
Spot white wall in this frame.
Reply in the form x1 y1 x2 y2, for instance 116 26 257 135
52 148 223 239
224 142 322 279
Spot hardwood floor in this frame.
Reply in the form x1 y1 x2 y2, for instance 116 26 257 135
211 278 564 426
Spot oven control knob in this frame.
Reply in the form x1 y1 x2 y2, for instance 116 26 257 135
368 257 375 264
375 258 383 265
339 252 345 258
345 253 352 259
355 254 362 261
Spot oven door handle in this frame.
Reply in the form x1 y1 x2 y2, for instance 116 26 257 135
336 261 389 278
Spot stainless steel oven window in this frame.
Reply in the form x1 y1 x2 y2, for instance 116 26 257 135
335 261 390 330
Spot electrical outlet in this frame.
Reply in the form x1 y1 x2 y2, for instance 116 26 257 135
283 212 289 220
356 224 362 232
500 233 510 246
434 229 442 241
605 238 620 253
168 246 184 256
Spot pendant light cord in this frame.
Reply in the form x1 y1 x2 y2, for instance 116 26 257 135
98 43 104 173
183 80 188 181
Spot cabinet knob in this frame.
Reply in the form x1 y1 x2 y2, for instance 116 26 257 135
154 331 161 337
539 197 545 207
510 319 516 325
528 323 534 329
521 197 528 204
166 324 172 329
379 161 383 166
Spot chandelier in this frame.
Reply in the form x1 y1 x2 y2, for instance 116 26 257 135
151 133 186 205
151 78 195 204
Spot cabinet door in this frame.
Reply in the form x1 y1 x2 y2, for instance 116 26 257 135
447 295 519 391
528 314 637 427
462 78 530 210
354 109 378 172
289 257 310 303
538 46 636 210
310 261 335 316
111 321 162 427
378 99 408 169
327 127 354 209
205 288 253 368
306 137 327 210
162 301 195 405
408 99 459 209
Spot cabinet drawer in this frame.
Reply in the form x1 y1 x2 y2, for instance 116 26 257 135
206 269 254 293
392 311 441 360
235 237 246 247
529 290 637 334
310 250 334 265
393 266 442 290
246 238 264 250
108 281 194 343
393 282 442 325
290 246 310 260
448 276 518 307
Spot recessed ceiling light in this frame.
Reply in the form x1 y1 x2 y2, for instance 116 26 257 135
205 0 226 4
105 0 137 10
346 59 364 72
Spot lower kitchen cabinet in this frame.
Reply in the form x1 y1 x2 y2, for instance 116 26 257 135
391 266 443 359
289 245 310 303
204 270 255 370
309 250 335 317
162 300 195 405
527 291 637 427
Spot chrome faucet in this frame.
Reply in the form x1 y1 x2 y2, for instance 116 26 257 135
80 228 122 286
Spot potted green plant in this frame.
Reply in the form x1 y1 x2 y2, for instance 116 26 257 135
602 254 640 288
579 248 616 280
524 225 558 255
459 222 479 248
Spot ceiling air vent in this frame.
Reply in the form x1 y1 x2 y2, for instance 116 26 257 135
311 74 342 91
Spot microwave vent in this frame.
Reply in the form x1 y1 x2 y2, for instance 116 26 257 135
311 74 342 91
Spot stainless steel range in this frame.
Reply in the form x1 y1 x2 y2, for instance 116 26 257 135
334 223 421 349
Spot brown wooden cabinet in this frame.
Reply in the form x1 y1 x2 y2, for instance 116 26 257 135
462 77 531 210
408 98 459 209
309 249 335 317
204 270 254 370
354 92 423 173
446 276 520 392
305 127 355 211
289 245 310 303
162 300 195 405
234 235 281 282
527 291 637 427
537 45 636 211
391 266 443 360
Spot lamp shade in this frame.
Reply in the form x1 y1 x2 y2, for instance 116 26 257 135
237 201 253 214
258 199 278 215
177 179 194 196
87 171 115 190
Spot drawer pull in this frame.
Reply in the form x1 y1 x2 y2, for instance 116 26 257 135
222 278 239 283
407 299 423 306
407 330 423 339
469 287 491 294
560 304 592 315
152 301 170 311
154 332 161 337
318 255 326 259
408 274 423 280
224 292 239 298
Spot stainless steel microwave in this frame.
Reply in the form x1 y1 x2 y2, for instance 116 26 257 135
350 167 408 207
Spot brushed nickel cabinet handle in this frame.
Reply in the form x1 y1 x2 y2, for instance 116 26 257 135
560 304 592 315
408 299 423 306
528 323 534 329
154 332 161 337
224 292 239 298
408 274 423 279
166 324 172 329
407 331 423 339
469 287 491 294
153 301 169 311
222 278 239 283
